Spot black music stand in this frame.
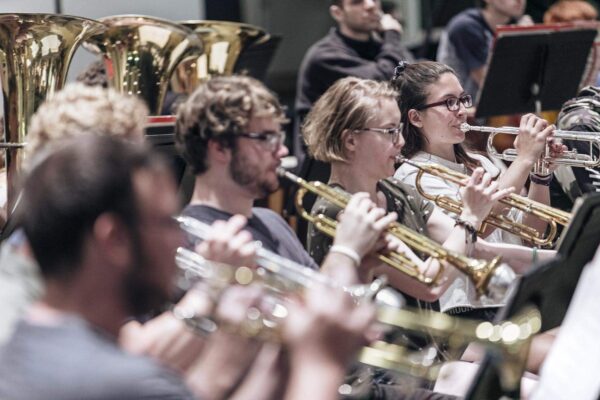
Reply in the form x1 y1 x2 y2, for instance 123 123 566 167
475 25 596 118
466 193 600 399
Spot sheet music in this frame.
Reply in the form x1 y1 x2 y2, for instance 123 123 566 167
531 246 600 400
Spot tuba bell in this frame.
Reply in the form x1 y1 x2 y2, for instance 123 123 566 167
84 15 203 115
0 13 105 210
171 20 270 94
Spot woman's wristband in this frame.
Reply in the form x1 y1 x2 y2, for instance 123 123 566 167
454 217 478 244
530 173 552 186
328 245 361 267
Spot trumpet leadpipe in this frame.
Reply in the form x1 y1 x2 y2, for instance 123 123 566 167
461 122 600 141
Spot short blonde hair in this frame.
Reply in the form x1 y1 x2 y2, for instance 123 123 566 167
25 83 148 170
303 77 398 162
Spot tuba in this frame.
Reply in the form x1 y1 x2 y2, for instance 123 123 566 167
84 15 203 115
0 13 105 208
171 20 270 94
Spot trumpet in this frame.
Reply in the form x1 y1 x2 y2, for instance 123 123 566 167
175 245 540 395
176 215 391 305
277 168 514 301
461 122 600 175
359 305 541 394
400 158 571 247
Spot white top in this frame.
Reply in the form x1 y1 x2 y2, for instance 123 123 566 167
394 151 522 312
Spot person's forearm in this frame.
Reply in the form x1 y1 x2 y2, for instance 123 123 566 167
522 182 551 235
497 157 535 193
285 357 346 400
321 252 361 286
473 239 555 274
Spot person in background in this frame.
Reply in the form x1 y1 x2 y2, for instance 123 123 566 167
437 0 532 101
293 0 414 244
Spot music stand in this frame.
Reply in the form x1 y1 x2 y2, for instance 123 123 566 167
475 25 596 118
466 192 600 399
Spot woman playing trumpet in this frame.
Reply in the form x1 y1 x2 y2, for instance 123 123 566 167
302 76 553 307
392 60 564 317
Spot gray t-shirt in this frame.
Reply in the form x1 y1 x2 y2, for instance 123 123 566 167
182 204 318 270
0 316 196 400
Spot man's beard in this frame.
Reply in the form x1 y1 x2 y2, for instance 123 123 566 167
229 147 279 198
122 228 172 317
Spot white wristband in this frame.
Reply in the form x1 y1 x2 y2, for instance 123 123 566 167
328 245 361 267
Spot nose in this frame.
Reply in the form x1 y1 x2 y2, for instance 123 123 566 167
395 133 405 149
276 143 289 158
364 0 377 9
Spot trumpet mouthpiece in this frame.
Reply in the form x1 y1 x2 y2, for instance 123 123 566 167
459 123 471 133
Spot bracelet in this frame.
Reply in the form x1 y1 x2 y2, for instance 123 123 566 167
454 218 478 244
329 244 362 267
530 173 553 186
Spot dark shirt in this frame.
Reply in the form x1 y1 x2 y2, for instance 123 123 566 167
182 204 318 270
295 28 411 121
307 180 435 266
438 8 494 99
0 316 195 400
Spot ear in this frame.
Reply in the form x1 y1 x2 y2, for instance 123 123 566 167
93 213 132 272
329 5 343 24
207 138 231 165
407 109 424 129
341 128 357 154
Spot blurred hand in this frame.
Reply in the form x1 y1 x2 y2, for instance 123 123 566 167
186 285 264 400
196 215 256 268
119 288 213 373
283 283 375 368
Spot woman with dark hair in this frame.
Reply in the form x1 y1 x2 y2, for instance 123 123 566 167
303 75 554 308
392 60 563 317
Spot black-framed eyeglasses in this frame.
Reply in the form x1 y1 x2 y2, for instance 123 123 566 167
236 131 286 151
416 94 473 112
354 125 403 145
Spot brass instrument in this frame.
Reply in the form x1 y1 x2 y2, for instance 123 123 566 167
176 215 391 305
401 158 571 247
175 243 540 394
172 20 270 94
84 15 203 115
461 122 600 175
277 168 515 301
359 306 541 394
0 13 105 208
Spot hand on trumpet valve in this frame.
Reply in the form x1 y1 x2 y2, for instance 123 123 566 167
513 114 555 162
544 138 569 173
459 168 515 229
334 192 398 263
195 215 257 268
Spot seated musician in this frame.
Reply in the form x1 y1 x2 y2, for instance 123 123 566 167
392 60 564 318
303 76 555 309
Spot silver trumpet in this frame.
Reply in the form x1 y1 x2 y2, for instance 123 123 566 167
176 215 395 306
461 122 600 175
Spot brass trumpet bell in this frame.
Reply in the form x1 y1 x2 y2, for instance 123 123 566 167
0 13 105 207
172 20 270 94
85 15 203 115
